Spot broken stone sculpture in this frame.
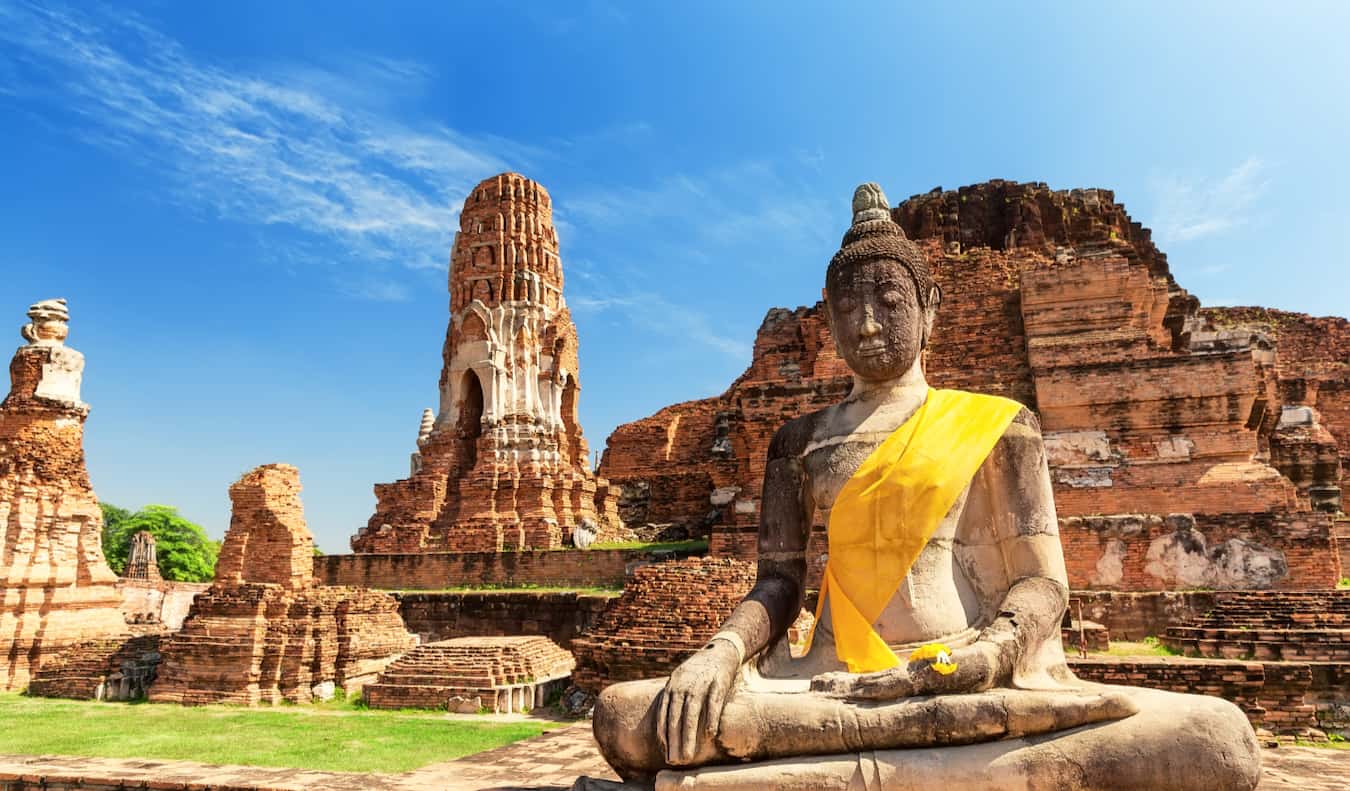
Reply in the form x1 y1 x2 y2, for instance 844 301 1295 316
584 184 1261 790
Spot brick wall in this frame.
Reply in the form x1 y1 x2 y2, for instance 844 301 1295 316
1060 512 1341 591
395 591 614 649
316 547 698 590
1068 590 1219 641
1069 656 1321 735
118 580 210 630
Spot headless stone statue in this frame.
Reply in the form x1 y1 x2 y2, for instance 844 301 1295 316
585 184 1260 790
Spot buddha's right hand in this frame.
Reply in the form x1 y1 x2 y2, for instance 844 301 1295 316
656 638 741 765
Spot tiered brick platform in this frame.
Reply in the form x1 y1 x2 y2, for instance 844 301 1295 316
1162 591 1349 661
151 584 417 705
363 636 574 713
571 557 754 692
25 634 161 701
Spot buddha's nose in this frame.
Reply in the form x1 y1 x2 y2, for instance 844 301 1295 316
860 305 883 338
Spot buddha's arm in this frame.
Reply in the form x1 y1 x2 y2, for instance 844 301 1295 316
658 418 814 764
970 409 1071 684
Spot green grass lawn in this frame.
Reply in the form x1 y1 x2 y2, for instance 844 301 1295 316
0 693 562 773
587 538 709 552
1090 637 1182 658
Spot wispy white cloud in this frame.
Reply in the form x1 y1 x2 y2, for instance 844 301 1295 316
1150 157 1269 244
0 1 513 273
337 278 413 303
562 160 834 252
569 291 750 359
557 159 832 359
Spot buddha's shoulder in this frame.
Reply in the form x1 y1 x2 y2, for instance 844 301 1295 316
939 389 1041 437
767 407 833 461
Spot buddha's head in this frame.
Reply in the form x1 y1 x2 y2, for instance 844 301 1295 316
825 184 940 382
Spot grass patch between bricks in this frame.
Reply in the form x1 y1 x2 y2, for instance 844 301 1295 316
1091 637 1183 658
0 692 555 773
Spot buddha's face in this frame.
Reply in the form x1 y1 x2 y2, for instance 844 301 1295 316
825 258 935 381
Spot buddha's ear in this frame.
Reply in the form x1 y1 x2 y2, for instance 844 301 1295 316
922 285 941 346
821 287 832 327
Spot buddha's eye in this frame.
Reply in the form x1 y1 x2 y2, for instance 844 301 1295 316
835 297 858 313
881 290 903 308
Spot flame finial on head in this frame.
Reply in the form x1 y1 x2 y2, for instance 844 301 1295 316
829 184 937 308
851 182 892 225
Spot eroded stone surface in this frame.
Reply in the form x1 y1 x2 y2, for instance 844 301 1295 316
1 300 125 690
355 173 625 553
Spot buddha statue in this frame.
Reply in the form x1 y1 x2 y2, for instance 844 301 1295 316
585 184 1260 790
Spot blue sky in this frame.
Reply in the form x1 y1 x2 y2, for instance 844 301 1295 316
3 1 1347 552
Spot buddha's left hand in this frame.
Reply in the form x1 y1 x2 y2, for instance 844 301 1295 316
810 642 1006 701
810 666 914 701
908 642 1004 696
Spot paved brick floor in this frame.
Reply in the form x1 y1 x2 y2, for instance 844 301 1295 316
0 725 1344 790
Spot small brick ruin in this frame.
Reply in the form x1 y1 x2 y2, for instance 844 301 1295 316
123 530 162 581
26 634 161 702
363 635 574 713
571 557 755 692
151 464 415 705
599 180 1346 591
354 173 626 554
1 299 126 690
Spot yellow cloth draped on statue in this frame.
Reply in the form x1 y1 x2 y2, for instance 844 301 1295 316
808 388 1024 673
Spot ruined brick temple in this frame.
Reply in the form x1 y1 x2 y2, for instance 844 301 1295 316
601 181 1346 591
123 530 162 582
152 464 415 705
354 172 624 553
0 299 125 690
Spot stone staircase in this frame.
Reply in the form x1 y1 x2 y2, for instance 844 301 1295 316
362 636 574 713
1162 591 1350 661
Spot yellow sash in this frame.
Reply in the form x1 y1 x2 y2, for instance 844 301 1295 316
807 388 1023 673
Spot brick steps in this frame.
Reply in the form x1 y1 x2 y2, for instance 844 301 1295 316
362 636 574 713
1163 591 1350 662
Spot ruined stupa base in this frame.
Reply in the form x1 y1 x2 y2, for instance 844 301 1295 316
363 635 575 713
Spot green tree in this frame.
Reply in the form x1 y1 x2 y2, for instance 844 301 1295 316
100 502 133 573
101 504 219 582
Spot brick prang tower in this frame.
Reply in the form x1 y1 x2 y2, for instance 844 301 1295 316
355 173 623 553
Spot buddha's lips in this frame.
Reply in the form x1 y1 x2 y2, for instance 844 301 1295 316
858 344 887 357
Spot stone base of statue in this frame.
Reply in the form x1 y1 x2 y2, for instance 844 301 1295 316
579 681 1259 791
